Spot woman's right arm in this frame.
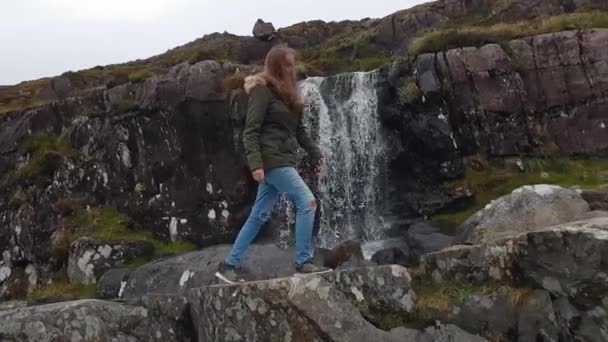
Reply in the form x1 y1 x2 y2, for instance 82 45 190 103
243 86 271 173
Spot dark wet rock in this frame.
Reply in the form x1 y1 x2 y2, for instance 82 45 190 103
67 237 154 285
0 299 181 342
517 289 561 341
456 184 589 244
132 293 196 342
406 222 453 260
371 246 412 267
581 188 608 211
397 30 608 158
364 238 412 266
121 244 294 300
96 268 132 299
316 240 368 269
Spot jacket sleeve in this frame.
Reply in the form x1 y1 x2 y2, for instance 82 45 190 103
296 116 322 164
243 86 271 171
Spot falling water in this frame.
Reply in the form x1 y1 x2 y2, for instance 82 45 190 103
299 71 389 248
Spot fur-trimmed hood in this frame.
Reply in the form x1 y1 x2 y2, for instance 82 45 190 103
244 74 268 94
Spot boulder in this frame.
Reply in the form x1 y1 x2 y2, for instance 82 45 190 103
132 265 486 342
411 284 582 340
371 246 411 266
67 237 154 285
50 75 73 99
188 265 419 342
406 222 453 260
0 299 181 342
416 218 608 341
252 19 276 41
581 188 608 211
422 218 608 301
456 184 590 244
96 268 132 299
121 244 295 299
366 238 412 266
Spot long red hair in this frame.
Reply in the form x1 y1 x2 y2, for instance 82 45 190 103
261 45 304 114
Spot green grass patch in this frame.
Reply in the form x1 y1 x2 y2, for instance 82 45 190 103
409 11 608 55
412 278 495 318
0 79 53 115
128 69 157 83
27 281 96 301
0 133 75 188
21 134 74 182
433 157 608 224
67 207 196 260
300 28 394 75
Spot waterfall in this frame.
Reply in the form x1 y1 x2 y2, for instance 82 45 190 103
300 71 389 248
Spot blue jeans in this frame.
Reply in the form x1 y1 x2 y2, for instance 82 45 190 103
226 167 317 268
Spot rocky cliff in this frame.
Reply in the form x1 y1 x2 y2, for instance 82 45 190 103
1 25 608 299
1 0 608 340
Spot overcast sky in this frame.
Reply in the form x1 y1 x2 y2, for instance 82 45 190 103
0 0 426 85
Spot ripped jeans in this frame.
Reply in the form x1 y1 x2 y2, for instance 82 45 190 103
226 167 317 268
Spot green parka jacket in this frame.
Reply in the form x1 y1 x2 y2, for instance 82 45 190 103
243 74 322 171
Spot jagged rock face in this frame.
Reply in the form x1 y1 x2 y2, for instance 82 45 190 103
375 0 608 52
378 61 469 217
423 218 608 297
418 218 608 341
0 299 184 342
0 60 260 299
456 184 590 244
407 29 608 157
376 10 448 51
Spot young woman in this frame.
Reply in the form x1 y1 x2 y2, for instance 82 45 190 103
215 45 330 284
